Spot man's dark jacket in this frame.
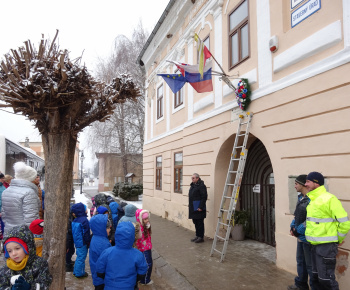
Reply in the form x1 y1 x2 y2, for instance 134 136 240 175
188 178 207 219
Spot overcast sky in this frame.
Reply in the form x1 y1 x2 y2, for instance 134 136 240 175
0 0 168 167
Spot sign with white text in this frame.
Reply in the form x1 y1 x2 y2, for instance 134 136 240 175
291 0 321 28
291 0 305 9
253 184 260 193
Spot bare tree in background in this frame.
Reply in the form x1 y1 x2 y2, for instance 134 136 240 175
0 31 140 288
87 22 147 178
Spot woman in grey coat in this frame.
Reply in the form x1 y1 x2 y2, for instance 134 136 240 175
1 162 40 233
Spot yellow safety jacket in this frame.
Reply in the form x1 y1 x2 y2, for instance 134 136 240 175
306 185 350 245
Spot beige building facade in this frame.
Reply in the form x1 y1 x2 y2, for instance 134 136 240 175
139 0 350 284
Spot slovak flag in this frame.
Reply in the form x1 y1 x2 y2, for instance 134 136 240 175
172 60 213 93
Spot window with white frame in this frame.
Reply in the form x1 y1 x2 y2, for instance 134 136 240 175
174 70 183 109
156 156 162 190
174 152 183 193
229 0 249 69
157 85 163 119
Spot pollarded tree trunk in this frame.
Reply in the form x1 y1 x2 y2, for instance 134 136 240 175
41 132 77 288
0 31 140 288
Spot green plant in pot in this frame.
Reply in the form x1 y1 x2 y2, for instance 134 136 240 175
231 209 252 240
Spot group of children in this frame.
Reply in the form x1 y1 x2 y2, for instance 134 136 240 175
67 195 153 290
0 194 152 290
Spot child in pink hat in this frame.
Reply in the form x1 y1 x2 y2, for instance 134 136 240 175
135 209 153 285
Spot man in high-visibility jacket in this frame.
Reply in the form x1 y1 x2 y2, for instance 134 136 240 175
305 172 350 290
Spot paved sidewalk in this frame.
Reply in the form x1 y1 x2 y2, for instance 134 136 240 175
147 214 295 290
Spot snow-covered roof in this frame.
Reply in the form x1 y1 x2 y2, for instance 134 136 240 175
125 173 135 178
2 135 44 161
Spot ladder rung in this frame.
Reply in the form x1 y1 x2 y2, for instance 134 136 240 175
237 134 246 137
220 209 229 212
231 158 240 161
240 121 248 125
228 171 237 174
218 222 230 226
227 183 239 186
213 248 222 254
215 235 226 241
235 146 244 148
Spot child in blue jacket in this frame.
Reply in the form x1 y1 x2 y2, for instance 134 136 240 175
96 222 147 290
89 214 112 290
109 201 119 230
71 202 91 279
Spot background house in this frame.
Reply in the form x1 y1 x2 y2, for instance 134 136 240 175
96 153 143 192
0 135 45 177
19 136 81 179
138 0 350 285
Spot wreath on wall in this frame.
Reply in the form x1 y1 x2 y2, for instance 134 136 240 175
235 78 251 111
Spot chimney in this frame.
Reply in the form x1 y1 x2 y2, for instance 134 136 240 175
24 137 30 147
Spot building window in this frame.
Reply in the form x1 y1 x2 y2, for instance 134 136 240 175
156 156 162 190
157 85 163 119
229 0 249 69
174 70 183 108
174 152 183 193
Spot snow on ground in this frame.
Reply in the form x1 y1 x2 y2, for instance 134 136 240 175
73 189 92 219
100 191 143 209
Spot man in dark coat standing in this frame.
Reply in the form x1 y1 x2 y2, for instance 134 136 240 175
188 173 207 243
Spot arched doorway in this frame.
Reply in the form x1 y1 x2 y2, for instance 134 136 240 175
239 139 275 246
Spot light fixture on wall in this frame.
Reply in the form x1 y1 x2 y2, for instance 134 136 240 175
269 35 279 53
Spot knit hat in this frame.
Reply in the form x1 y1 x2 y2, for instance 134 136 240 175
306 171 324 186
0 173 4 178
4 238 29 258
13 162 37 182
142 212 149 220
106 196 114 204
295 174 307 186
29 219 44 235
97 206 108 214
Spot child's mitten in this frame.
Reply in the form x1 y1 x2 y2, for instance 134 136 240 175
12 276 31 290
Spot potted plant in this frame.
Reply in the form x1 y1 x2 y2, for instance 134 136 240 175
231 209 251 241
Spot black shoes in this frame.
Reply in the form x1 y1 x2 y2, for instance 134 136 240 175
287 285 309 290
65 264 74 272
191 236 199 242
195 237 204 243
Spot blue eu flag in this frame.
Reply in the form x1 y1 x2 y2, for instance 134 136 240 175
157 73 187 94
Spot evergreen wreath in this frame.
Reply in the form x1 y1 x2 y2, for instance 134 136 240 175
235 78 251 111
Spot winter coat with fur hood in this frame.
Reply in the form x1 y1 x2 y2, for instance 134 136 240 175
0 224 52 289
135 209 152 252
1 179 40 233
